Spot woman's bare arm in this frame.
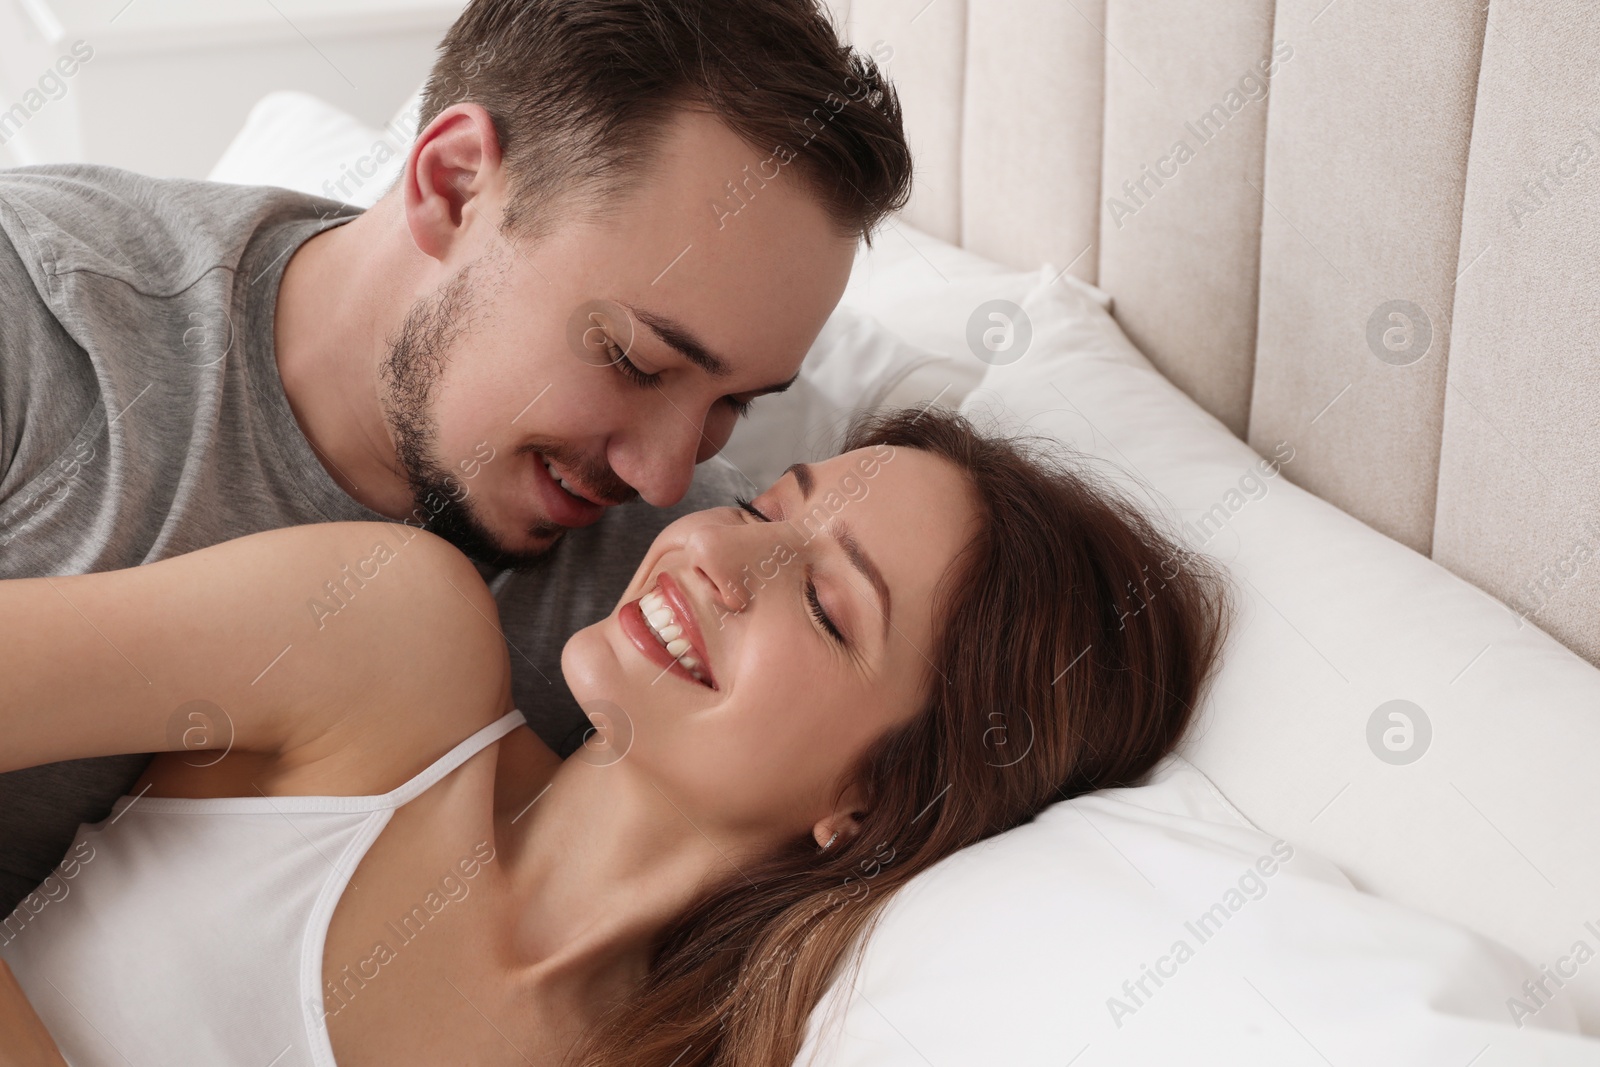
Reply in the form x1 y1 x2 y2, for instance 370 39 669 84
0 960 68 1067
0 521 509 776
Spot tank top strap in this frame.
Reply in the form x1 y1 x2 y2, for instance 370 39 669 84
380 708 527 808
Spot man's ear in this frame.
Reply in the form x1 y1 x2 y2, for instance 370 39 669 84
813 781 870 850
402 102 505 263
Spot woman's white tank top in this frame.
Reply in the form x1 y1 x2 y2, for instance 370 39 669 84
0 709 527 1067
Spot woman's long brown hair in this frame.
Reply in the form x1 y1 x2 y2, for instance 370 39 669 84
566 407 1233 1066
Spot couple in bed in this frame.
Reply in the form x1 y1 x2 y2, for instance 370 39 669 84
0 1 1229 1064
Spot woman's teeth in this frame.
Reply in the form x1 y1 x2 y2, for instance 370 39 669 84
542 456 584 500
641 589 707 683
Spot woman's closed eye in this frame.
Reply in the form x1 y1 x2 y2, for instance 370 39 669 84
804 571 846 645
731 496 847 647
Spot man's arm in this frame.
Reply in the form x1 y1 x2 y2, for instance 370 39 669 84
0 960 68 1067
0 520 508 777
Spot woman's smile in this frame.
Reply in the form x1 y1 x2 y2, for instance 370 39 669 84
619 570 718 689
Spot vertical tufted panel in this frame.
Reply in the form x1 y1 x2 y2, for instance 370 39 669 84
1095 0 1277 438
959 1 1105 283
1245 0 1486 555
1432 0 1600 664
822 0 1594 666
833 0 968 243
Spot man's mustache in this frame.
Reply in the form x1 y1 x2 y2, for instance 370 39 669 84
518 441 637 507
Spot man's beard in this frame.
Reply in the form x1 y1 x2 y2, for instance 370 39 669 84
379 260 564 571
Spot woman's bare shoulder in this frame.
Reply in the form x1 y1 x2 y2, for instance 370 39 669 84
141 521 514 799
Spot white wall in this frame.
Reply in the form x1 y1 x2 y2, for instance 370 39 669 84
0 0 465 178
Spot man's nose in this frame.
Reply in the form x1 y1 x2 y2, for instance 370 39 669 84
613 409 707 507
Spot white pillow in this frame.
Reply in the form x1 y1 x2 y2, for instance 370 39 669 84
719 212 1079 487
796 756 1588 1066
792 238 1600 1062
714 223 1048 487
208 91 409 207
835 224 1066 364
950 267 1600 1031
719 304 977 491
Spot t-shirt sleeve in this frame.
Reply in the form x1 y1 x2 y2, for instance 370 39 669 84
0 204 99 501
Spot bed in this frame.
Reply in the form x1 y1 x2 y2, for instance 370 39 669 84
208 1 1600 1060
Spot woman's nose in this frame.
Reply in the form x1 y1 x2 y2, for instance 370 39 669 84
685 518 791 620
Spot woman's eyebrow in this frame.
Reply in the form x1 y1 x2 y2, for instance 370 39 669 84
783 462 891 640
783 461 815 496
834 523 892 640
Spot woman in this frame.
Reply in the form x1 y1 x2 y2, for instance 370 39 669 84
0 408 1229 1067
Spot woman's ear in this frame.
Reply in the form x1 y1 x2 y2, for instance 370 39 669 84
813 782 870 850
402 102 505 263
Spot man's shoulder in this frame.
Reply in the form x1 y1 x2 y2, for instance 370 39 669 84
0 163 360 298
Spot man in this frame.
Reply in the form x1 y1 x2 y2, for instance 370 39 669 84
0 0 911 914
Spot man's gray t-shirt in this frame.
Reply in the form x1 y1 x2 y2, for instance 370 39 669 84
0 164 744 914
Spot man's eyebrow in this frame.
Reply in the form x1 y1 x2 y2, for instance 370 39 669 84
622 302 799 398
784 462 891 639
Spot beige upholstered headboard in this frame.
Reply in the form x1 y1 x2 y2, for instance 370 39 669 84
822 0 1600 666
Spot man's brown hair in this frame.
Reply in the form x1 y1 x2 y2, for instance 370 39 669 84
418 0 913 244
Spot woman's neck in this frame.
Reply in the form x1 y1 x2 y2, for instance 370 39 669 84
489 746 765 1001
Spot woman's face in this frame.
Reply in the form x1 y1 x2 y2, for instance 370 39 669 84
561 444 980 847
